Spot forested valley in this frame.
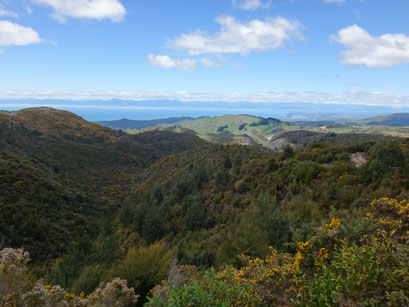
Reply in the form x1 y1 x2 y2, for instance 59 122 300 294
1 108 409 306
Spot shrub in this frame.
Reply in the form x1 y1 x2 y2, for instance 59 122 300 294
0 248 31 299
87 278 139 306
114 241 173 298
297 233 409 306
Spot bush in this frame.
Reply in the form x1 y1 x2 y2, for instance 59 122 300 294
114 241 173 298
0 248 31 298
184 199 206 231
297 233 409 306
146 266 255 307
0 248 139 307
87 278 139 306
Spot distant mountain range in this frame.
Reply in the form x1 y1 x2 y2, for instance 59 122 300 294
361 113 409 126
290 113 409 127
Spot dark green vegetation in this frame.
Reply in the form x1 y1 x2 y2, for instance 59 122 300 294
0 108 205 263
2 107 409 306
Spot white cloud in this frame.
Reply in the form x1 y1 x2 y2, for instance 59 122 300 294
0 20 42 47
31 0 126 22
169 15 302 55
25 6 34 15
332 25 409 68
1 89 409 107
0 8 19 18
232 0 272 10
200 58 222 68
147 54 197 72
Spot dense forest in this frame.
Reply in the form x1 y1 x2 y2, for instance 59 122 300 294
1 108 409 306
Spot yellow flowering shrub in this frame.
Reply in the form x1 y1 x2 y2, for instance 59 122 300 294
236 247 302 305
147 247 302 306
368 197 409 238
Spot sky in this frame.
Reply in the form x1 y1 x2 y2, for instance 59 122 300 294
1 0 409 117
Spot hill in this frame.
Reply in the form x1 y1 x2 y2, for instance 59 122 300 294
96 114 297 147
42 132 409 303
361 113 409 126
0 107 120 142
114 113 409 148
1 108 409 306
0 107 206 261
162 114 298 146
294 112 409 127
96 117 195 130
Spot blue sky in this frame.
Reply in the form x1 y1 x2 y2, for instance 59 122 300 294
1 0 409 109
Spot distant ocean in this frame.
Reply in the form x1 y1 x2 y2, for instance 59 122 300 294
1 99 408 122
0 105 288 121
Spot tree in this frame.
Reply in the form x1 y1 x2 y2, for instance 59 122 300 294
184 199 206 231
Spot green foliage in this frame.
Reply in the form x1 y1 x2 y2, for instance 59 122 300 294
146 266 254 307
283 144 295 159
184 198 206 231
217 213 269 266
298 233 409 306
0 108 205 263
142 208 166 244
71 264 106 295
291 161 323 184
253 194 290 251
113 241 173 299
4 108 409 305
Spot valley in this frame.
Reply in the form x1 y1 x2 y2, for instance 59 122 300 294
1 107 409 306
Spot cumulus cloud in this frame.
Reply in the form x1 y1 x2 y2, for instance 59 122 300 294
232 0 272 10
332 25 409 68
0 20 42 47
31 0 126 22
200 58 222 68
0 8 19 18
169 15 302 55
147 54 197 72
1 89 408 107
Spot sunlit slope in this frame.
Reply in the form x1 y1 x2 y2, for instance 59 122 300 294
172 114 298 145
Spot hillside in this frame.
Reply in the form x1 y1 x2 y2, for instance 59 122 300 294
0 107 206 262
98 114 296 146
294 112 409 127
0 107 119 143
106 113 409 149
361 113 409 126
1 108 409 306
39 132 409 304
164 114 298 146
